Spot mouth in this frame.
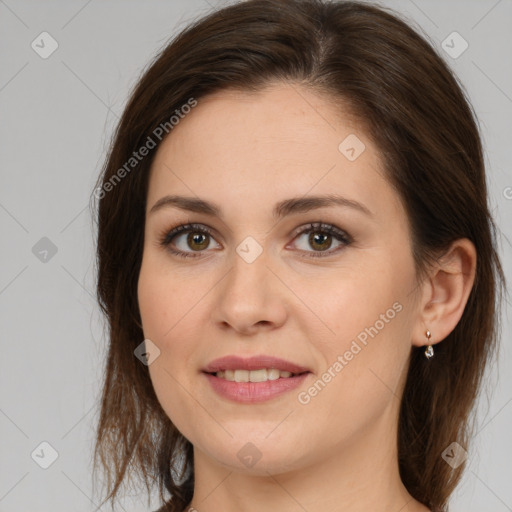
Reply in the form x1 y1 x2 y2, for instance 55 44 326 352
202 354 310 376
206 368 307 382
202 355 311 403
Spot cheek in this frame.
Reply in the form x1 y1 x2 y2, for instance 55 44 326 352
287 261 405 347
295 304 411 453
137 256 195 342
138 274 205 377
138 258 208 432
290 261 413 411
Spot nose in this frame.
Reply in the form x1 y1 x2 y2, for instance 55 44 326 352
211 246 288 335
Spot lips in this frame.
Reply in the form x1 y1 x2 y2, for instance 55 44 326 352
202 355 310 374
202 355 311 403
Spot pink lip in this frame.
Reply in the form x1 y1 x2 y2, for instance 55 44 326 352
202 355 310 374
203 372 310 403
202 355 311 403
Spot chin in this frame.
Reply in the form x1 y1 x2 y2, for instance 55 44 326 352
194 429 313 476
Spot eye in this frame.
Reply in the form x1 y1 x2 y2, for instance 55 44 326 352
289 222 352 258
159 221 352 259
159 223 221 258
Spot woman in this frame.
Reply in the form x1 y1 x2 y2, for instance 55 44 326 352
92 1 505 511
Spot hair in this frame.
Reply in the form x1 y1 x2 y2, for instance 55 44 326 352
91 1 505 511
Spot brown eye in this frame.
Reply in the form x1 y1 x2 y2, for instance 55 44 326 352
291 222 352 258
160 223 221 258
186 231 210 251
308 231 333 251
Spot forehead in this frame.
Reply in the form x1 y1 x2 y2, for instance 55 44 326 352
146 83 402 222
153 83 366 168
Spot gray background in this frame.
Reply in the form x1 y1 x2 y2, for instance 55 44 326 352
0 0 511 511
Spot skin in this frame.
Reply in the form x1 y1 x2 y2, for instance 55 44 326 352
137 82 476 512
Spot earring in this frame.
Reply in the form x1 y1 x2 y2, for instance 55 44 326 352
424 330 434 359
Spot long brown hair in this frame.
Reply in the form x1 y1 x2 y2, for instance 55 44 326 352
91 1 505 511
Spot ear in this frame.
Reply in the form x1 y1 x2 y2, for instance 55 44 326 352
412 238 477 348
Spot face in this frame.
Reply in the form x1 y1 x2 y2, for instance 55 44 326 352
137 83 422 475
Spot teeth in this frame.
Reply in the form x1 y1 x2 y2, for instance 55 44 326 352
267 368 280 381
215 368 296 382
234 369 249 382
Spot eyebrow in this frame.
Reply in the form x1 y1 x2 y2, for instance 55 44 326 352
149 194 373 220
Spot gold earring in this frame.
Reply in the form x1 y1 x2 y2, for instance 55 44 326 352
424 330 434 359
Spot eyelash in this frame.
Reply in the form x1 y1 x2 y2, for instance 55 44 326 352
158 222 352 259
